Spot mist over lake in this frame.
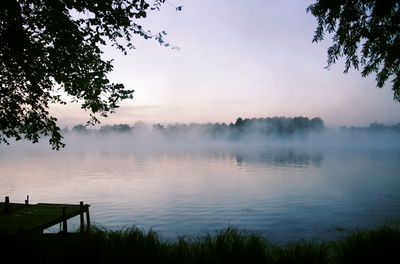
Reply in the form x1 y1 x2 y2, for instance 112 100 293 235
2 0 400 262
1 127 400 242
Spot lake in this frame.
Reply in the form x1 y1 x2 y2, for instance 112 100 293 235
1 133 400 242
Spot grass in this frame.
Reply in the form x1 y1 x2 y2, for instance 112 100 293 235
1 224 399 264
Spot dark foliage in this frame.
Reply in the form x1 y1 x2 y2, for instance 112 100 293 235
340 121 400 133
332 224 400 264
157 116 325 140
308 1 400 100
72 124 88 133
100 124 132 134
0 0 176 149
1 224 399 264
70 116 325 139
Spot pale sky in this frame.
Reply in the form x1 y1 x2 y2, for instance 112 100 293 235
51 0 400 127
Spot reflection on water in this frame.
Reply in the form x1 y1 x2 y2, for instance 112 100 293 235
0 139 400 242
234 148 323 167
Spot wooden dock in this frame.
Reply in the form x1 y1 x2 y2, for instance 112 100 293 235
0 196 90 234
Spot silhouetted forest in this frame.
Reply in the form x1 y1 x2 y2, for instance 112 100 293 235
340 122 400 134
69 116 325 139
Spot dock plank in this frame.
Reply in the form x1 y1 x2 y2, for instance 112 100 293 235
0 202 89 233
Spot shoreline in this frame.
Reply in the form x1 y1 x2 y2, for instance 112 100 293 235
1 223 399 263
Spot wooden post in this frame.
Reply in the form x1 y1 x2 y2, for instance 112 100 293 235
80 201 85 233
85 205 90 232
62 206 67 234
4 196 9 214
25 195 29 207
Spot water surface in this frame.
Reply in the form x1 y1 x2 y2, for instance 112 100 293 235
1 135 400 242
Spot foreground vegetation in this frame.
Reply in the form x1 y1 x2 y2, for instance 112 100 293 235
1 224 399 264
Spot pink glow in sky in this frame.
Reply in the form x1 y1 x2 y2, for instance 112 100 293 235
51 0 400 127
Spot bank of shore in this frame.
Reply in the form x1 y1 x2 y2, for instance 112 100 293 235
1 223 399 263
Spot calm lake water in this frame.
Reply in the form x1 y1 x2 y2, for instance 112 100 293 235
1 134 400 242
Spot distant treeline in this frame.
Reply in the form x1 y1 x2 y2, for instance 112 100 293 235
340 122 400 133
69 116 325 138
